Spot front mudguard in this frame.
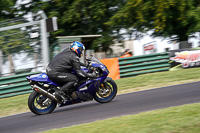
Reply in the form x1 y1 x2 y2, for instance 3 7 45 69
105 77 113 82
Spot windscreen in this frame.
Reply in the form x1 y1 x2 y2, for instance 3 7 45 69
91 56 103 64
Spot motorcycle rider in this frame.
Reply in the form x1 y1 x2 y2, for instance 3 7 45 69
46 41 96 103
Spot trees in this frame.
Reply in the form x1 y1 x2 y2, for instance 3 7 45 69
0 23 33 74
0 0 18 75
0 1 42 75
0 0 16 20
16 0 200 53
18 0 125 52
108 0 200 43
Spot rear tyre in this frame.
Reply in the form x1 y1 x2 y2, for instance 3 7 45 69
94 79 117 103
28 91 57 115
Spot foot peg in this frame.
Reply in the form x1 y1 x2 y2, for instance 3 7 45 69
55 91 70 104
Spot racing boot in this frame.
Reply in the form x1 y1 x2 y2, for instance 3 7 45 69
55 90 69 104
59 82 78 102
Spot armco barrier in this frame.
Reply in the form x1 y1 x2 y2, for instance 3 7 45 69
0 72 40 99
0 52 170 99
119 52 170 78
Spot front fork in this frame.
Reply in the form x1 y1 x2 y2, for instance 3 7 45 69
98 83 111 97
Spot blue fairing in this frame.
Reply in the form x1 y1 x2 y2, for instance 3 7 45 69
27 73 59 86
77 75 107 94
27 56 110 107
91 63 109 75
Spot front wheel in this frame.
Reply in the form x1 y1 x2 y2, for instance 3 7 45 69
94 78 117 103
28 91 57 115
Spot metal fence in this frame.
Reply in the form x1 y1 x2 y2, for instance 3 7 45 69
0 18 43 77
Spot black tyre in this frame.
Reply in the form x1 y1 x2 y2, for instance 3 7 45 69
28 91 57 115
94 78 117 103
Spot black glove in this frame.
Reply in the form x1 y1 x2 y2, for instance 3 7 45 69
87 61 92 68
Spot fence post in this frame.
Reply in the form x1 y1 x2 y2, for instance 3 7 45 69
40 19 49 70
0 50 2 76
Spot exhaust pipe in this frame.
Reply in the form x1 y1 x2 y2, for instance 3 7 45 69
32 84 62 103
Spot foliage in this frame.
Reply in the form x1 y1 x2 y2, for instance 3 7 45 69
0 0 16 20
0 18 39 74
18 0 125 52
0 1 36 74
0 27 33 56
0 0 35 56
2 0 200 51
108 0 200 42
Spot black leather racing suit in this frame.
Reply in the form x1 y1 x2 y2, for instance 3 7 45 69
46 48 92 93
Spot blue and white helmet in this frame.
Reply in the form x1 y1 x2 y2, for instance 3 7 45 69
70 41 85 57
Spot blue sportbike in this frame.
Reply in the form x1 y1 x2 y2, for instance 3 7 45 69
27 56 117 115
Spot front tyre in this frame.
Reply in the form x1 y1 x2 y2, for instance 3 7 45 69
94 78 117 103
28 91 57 115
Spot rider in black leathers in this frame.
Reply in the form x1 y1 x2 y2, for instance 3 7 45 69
46 41 95 102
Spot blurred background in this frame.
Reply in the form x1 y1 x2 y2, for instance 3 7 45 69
0 0 200 77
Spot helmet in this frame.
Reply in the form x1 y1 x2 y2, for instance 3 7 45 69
70 41 85 57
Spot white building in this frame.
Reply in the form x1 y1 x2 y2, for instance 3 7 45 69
132 32 200 56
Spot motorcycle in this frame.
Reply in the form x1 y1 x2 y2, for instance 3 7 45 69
26 56 118 115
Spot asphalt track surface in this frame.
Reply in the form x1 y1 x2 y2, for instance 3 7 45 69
1 81 200 133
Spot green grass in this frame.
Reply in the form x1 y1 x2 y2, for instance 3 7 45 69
1 67 200 117
42 103 200 133
0 94 29 117
116 67 200 93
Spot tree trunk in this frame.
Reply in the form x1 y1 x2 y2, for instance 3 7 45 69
8 54 15 75
179 33 189 42
178 33 190 49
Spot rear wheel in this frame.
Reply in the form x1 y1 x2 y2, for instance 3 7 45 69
28 91 57 115
94 79 117 103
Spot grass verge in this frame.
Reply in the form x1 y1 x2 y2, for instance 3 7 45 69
116 67 200 94
42 103 200 133
0 94 29 118
1 67 200 117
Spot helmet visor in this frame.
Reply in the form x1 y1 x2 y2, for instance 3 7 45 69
79 45 85 53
